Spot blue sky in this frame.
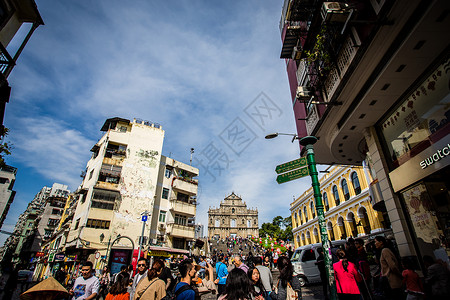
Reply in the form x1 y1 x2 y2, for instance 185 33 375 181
1 0 319 245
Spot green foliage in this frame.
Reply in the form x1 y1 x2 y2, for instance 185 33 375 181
259 215 293 242
304 26 331 74
0 127 12 168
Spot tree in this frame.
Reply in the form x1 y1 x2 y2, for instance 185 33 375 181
259 215 293 241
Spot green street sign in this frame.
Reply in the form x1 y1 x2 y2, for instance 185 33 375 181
275 157 307 174
276 166 309 184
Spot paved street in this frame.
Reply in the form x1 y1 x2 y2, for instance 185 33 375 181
201 268 324 300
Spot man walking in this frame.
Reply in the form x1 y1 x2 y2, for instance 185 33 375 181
69 261 100 300
130 258 148 300
254 256 273 295
174 260 196 300
233 255 249 273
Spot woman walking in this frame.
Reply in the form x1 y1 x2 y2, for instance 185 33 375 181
218 268 256 300
270 256 302 300
247 266 267 299
105 272 130 300
375 236 403 299
333 249 362 300
98 266 111 300
133 259 166 300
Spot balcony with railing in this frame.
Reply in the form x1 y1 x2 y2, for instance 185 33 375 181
169 197 196 216
167 222 195 239
172 178 198 195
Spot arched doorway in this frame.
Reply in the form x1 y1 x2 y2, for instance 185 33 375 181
313 227 319 243
337 216 347 239
327 221 335 241
347 212 358 237
358 206 372 234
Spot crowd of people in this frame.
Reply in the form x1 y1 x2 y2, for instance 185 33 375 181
324 236 450 300
4 235 450 300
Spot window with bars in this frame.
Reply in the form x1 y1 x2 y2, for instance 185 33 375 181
174 214 187 226
351 172 361 195
342 179 350 200
159 211 166 222
92 190 118 210
333 185 340 206
323 193 329 211
162 188 169 199
86 219 111 229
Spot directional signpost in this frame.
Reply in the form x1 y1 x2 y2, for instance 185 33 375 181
275 157 309 184
276 166 309 184
275 157 307 174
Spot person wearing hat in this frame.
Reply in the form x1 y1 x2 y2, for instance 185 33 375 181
214 254 228 298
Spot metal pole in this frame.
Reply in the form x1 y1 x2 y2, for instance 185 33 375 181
137 211 148 261
300 136 337 300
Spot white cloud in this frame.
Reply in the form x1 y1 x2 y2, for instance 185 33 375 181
10 116 94 189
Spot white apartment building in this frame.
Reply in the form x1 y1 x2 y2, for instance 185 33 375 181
152 156 199 250
66 117 198 270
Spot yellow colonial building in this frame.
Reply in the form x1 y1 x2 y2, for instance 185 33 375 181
291 166 387 248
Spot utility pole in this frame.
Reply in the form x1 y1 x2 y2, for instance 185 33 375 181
138 211 150 261
300 136 337 300
190 148 194 165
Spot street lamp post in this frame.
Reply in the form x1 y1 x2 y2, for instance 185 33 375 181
299 136 337 300
265 133 337 300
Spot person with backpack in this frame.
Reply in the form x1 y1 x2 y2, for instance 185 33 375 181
270 256 302 300
174 259 196 300
133 259 166 300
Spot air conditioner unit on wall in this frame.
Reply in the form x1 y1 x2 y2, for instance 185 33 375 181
296 86 312 102
291 46 302 60
321 2 350 23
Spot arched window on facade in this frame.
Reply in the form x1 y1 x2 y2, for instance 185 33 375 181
313 227 319 243
304 206 308 222
310 201 315 218
327 221 335 240
232 208 235 213
231 219 236 227
294 212 298 227
351 172 361 195
323 192 329 211
358 206 372 234
299 210 303 225
333 185 340 206
296 235 300 245
306 231 311 244
215 219 220 227
347 212 358 237
247 220 251 228
342 179 350 200
337 216 347 239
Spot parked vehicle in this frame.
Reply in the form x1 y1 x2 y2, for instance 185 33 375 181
290 240 347 286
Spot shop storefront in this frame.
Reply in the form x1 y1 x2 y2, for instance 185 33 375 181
379 57 450 270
